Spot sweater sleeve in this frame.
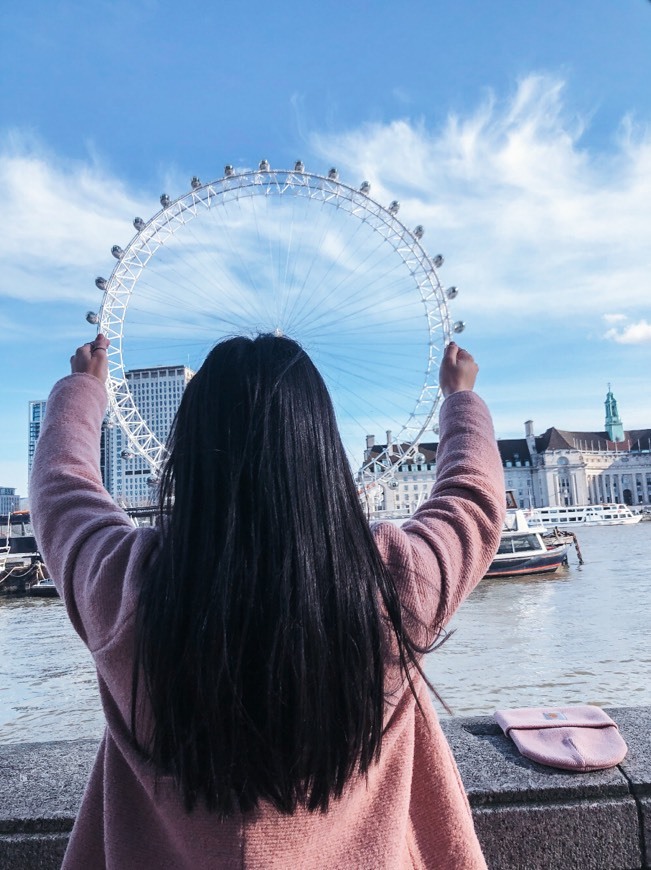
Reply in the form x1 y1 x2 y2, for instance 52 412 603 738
30 373 158 653
372 390 505 644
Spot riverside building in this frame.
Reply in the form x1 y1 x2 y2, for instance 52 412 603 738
364 387 651 513
27 401 47 479
106 364 193 507
0 487 20 514
28 400 113 494
28 365 192 507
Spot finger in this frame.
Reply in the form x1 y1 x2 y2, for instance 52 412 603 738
89 334 110 354
444 342 459 364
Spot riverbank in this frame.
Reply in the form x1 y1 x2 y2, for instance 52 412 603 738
2 706 649 869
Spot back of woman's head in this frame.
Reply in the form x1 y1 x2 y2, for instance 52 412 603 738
132 334 405 816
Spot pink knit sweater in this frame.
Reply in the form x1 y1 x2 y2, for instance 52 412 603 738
31 374 505 870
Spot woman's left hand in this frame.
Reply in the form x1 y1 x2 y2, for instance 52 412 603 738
70 334 110 382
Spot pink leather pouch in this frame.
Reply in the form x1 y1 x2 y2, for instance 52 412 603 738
494 705 627 772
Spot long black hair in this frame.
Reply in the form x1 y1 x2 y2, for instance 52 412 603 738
131 334 441 816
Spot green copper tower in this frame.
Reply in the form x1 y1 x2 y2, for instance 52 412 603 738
604 384 625 442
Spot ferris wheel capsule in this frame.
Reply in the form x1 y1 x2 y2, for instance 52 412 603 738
328 168 339 180
433 254 444 268
413 225 424 239
360 181 371 194
85 311 99 324
160 194 171 208
133 217 145 232
111 245 124 260
259 159 270 171
453 320 466 334
95 277 107 291
224 165 234 177
294 160 305 172
191 176 202 190
388 200 400 215
446 286 458 299
121 449 134 460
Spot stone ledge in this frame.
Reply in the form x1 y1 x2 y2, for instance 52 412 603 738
0 832 69 870
440 707 651 869
473 799 641 870
440 715 631 806
2 708 651 869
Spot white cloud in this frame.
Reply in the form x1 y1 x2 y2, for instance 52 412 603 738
4 80 651 337
605 319 651 345
0 134 150 304
308 74 651 328
602 313 627 324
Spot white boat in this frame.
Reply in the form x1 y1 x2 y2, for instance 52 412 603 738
485 510 570 578
528 503 643 528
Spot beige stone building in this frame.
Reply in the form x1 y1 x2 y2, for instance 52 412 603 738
364 388 651 513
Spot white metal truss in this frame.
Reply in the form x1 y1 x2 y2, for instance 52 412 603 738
97 167 453 480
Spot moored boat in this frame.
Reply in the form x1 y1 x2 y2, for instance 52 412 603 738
485 510 570 578
29 578 59 598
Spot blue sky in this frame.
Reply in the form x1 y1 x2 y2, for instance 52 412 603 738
1 0 651 495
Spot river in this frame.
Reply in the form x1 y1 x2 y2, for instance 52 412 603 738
1 522 650 743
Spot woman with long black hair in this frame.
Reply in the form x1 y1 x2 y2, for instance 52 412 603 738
31 332 504 869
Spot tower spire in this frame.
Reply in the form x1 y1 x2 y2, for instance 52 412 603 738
605 385 625 442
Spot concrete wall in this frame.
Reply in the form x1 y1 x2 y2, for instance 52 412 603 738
2 707 650 869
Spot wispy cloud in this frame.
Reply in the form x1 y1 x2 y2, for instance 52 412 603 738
309 74 651 330
4 79 650 335
0 133 150 304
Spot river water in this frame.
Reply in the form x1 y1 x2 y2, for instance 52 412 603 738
1 523 650 743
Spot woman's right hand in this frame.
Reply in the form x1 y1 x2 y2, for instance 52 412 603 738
70 334 110 383
439 342 479 397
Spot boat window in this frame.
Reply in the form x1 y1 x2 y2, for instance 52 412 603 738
496 539 516 554
497 534 539 554
511 534 540 552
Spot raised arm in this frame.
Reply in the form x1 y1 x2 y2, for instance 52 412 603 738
30 337 157 651
372 344 505 643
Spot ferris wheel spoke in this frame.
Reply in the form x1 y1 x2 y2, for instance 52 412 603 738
289 265 419 336
282 205 372 330
280 195 347 330
287 232 399 332
169 215 267 327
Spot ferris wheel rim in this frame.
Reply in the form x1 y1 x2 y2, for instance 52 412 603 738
96 165 453 481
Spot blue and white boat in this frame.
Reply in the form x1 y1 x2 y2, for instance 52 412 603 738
485 511 570 578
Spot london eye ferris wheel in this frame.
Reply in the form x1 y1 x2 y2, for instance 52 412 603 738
88 162 465 500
